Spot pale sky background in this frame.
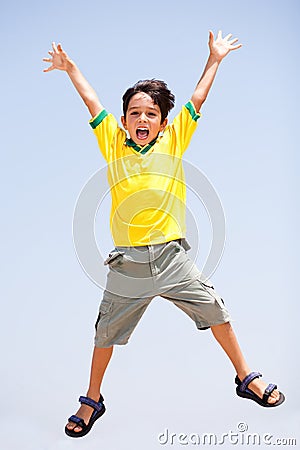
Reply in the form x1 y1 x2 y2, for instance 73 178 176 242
1 0 299 449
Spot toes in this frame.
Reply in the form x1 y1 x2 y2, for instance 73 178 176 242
268 390 280 404
66 422 82 432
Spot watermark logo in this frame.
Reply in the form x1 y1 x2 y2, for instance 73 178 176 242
158 423 297 446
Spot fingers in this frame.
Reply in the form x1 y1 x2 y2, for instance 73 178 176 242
208 30 214 45
229 38 240 47
212 30 241 45
45 42 63 60
43 65 54 73
52 41 58 53
43 41 66 72
57 43 67 58
230 43 242 50
228 35 242 50
223 33 242 48
224 33 233 40
51 41 64 54
43 54 53 72
211 30 242 50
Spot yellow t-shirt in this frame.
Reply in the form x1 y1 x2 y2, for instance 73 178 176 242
89 101 201 246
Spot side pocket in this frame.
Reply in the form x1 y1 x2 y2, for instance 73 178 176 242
104 250 125 267
181 238 191 252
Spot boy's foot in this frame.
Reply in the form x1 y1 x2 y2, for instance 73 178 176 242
66 403 93 433
247 377 280 404
65 394 105 437
235 372 285 407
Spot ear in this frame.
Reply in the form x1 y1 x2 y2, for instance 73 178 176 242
121 116 127 130
160 118 168 132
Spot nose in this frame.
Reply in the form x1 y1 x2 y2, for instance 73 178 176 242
138 112 147 122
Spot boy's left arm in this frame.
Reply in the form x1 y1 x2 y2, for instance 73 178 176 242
191 30 242 112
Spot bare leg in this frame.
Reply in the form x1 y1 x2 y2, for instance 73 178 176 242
66 346 113 432
211 322 280 404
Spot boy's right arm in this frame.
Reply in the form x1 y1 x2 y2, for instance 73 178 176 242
43 42 102 118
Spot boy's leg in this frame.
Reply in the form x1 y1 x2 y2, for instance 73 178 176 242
211 322 280 404
66 345 113 433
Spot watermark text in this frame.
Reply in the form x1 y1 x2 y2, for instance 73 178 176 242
158 423 297 446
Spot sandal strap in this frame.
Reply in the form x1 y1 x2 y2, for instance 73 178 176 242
68 415 86 428
240 372 262 392
263 383 277 403
235 375 241 386
79 396 103 412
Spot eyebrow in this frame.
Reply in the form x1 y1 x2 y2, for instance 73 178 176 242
128 105 159 111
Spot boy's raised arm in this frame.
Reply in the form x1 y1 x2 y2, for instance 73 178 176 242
191 30 242 113
43 42 103 118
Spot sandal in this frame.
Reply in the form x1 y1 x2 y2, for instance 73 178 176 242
65 394 106 438
235 372 285 407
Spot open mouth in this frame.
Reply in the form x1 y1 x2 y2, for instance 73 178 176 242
136 127 149 140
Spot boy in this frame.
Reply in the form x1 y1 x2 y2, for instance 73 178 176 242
43 30 285 438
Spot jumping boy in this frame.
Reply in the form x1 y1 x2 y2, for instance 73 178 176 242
43 30 285 438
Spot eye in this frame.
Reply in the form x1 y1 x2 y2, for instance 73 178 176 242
130 111 138 115
148 112 156 117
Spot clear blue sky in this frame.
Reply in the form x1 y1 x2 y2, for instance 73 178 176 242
1 1 299 449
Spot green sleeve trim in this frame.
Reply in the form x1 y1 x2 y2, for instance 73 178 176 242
184 101 202 121
89 110 109 129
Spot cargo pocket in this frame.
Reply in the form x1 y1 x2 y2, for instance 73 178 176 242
198 278 225 309
95 298 113 338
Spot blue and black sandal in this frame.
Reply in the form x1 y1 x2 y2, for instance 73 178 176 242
65 394 106 438
235 372 285 407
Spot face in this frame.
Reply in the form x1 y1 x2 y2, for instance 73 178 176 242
121 92 168 145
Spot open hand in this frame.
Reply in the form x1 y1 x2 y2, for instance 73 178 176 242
43 42 70 72
208 30 242 62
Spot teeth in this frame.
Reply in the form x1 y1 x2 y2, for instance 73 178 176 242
137 127 148 131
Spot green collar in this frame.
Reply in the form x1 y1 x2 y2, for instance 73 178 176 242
125 135 159 155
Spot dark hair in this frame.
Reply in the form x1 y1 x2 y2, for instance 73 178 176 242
122 79 175 123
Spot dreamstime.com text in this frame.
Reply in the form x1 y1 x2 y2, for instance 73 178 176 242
158 423 297 446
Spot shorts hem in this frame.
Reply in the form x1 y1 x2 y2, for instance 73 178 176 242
196 318 231 330
94 338 129 348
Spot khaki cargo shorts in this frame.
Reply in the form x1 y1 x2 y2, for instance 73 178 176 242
95 239 231 347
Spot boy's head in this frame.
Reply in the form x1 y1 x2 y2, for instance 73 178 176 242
121 79 175 146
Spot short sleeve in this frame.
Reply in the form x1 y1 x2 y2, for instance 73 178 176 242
169 100 201 155
89 110 126 162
